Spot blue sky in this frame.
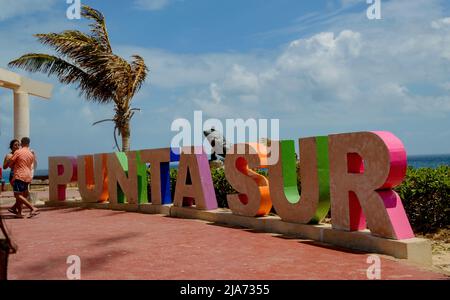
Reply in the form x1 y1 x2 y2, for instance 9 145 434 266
1 0 450 168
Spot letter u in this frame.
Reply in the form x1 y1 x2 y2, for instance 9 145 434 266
268 137 330 224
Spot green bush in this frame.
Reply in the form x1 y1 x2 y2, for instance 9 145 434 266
170 168 178 199
395 166 450 233
210 168 235 208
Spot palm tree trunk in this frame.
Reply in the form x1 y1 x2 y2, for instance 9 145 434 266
120 121 131 152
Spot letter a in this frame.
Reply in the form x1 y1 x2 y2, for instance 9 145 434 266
66 0 81 20
367 0 381 20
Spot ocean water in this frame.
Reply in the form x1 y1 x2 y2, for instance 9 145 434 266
407 154 450 169
1 169 48 184
1 154 448 183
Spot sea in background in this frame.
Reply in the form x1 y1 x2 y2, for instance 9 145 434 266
1 154 449 183
407 154 450 169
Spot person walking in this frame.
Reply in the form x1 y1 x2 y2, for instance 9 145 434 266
8 137 39 218
3 140 20 214
0 167 4 193
3 139 20 184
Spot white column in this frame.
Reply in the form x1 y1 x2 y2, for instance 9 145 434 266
14 91 30 140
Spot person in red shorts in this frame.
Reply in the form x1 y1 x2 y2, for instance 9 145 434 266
8 137 39 218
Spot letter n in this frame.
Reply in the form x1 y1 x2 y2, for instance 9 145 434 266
107 152 143 204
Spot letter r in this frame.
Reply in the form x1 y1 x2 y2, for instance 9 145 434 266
328 131 414 240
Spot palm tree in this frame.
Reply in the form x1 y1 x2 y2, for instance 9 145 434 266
8 5 148 152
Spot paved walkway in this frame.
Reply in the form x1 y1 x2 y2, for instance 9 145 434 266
1 206 448 280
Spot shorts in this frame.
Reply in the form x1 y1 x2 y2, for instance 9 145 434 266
13 180 30 194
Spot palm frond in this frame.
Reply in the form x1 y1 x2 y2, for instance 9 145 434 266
81 5 112 53
8 53 87 84
8 53 115 103
33 31 132 101
130 55 148 96
35 31 105 66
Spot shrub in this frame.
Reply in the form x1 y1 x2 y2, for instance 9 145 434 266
210 168 235 208
395 166 450 233
170 168 178 199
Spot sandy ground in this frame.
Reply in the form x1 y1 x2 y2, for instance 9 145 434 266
420 231 450 275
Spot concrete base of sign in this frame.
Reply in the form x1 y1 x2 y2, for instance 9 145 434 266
44 200 79 207
44 200 432 266
139 203 171 215
86 202 110 210
110 203 139 212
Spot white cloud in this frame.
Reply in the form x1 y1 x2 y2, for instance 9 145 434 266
209 83 221 104
223 65 260 93
116 46 267 90
134 0 172 11
431 17 450 29
0 0 57 21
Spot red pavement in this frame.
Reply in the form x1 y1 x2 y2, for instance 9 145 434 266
1 206 448 280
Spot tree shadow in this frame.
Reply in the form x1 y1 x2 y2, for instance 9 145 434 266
11 249 129 279
205 222 250 231
204 221 368 255
98 211 129 217
295 240 367 255
88 232 145 246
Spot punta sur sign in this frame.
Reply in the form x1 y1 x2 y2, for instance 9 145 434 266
49 131 414 241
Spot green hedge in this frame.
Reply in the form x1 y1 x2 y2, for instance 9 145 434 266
210 168 235 208
150 165 449 233
395 166 450 233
